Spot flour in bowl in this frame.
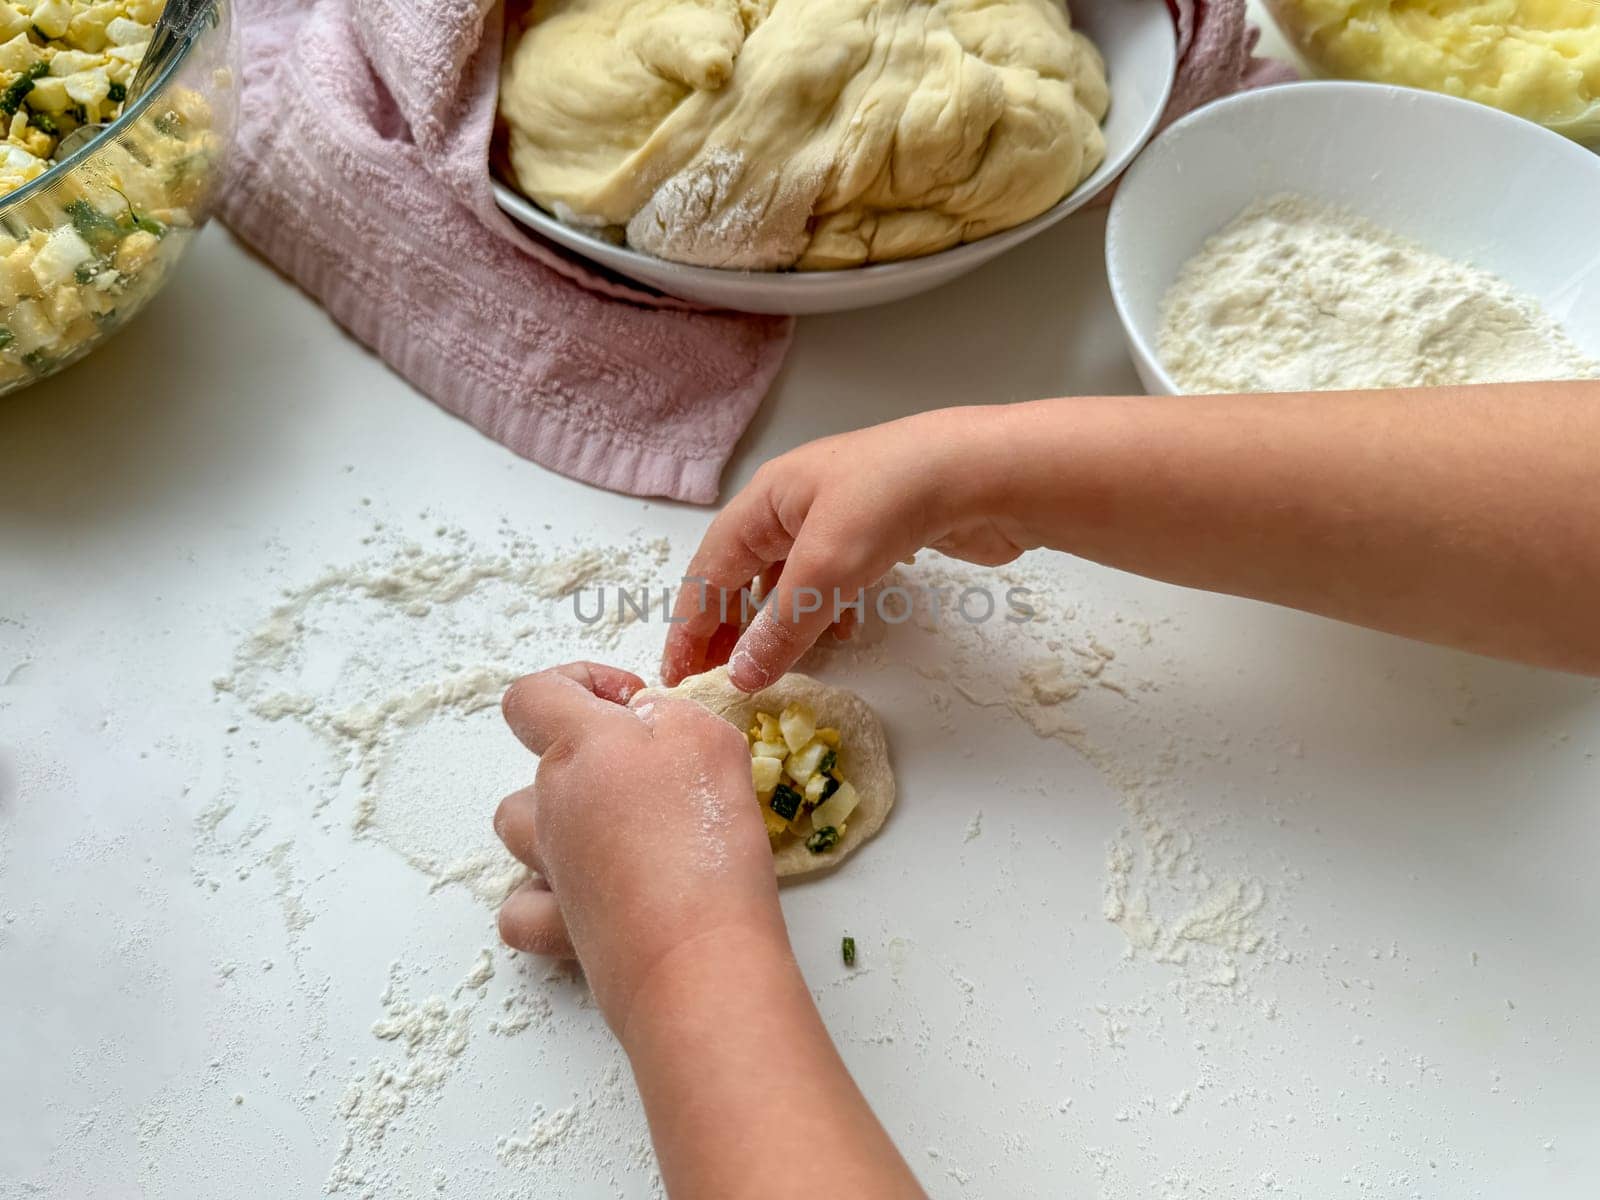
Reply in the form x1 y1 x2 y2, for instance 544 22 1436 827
1158 194 1600 394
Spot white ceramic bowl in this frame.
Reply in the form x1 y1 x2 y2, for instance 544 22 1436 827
1106 82 1600 395
494 0 1176 314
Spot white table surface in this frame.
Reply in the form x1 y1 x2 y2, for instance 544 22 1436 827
4 11 1599 1198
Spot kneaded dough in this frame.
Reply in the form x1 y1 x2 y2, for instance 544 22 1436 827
500 0 1109 270
635 667 895 877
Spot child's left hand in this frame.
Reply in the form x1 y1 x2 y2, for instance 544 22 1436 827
494 662 786 1036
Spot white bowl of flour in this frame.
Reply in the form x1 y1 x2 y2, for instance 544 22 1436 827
493 0 1176 315
1106 82 1600 395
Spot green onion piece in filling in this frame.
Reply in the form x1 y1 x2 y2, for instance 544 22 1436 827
769 784 802 821
107 81 126 103
818 748 838 775
806 826 840 854
64 198 122 255
0 61 48 117
842 936 856 967
820 775 841 801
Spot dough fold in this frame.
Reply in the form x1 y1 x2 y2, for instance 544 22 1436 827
634 667 895 878
500 0 1109 269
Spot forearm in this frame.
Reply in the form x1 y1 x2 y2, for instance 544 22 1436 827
620 922 924 1199
987 382 1600 674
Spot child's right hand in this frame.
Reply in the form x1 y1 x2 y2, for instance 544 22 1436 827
494 662 787 1036
662 406 1029 691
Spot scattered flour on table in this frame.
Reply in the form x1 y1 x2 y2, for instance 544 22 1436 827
1159 193 1600 394
212 529 672 904
326 947 657 1198
327 954 489 1195
815 554 1277 994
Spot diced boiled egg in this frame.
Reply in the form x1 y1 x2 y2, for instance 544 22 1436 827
104 14 149 45
751 755 783 795
106 39 146 65
48 49 100 75
64 66 110 106
751 738 787 761
811 780 859 833
30 0 73 39
784 739 828 786
27 75 70 114
6 297 54 352
47 280 83 325
0 30 38 72
30 224 93 288
778 702 814 754
760 802 789 840
0 6 29 41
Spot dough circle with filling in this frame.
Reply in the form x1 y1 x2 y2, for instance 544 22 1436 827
635 667 895 877
500 0 1110 269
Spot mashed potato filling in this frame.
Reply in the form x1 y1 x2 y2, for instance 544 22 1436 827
1272 0 1600 139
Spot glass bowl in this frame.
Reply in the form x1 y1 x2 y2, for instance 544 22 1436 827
0 0 237 393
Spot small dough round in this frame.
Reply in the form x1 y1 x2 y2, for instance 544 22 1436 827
499 0 1110 270
636 667 895 877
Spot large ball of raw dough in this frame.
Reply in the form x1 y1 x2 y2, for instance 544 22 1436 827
499 0 1110 270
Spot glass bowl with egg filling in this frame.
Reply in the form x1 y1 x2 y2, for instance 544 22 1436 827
0 0 236 393
1264 0 1600 143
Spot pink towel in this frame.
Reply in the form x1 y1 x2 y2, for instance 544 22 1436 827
220 0 1288 504
1167 0 1299 125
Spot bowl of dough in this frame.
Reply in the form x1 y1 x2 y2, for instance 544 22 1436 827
1105 82 1600 396
1263 0 1600 145
493 0 1176 314
0 0 236 394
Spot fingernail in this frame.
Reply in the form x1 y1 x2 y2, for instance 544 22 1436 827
728 645 770 693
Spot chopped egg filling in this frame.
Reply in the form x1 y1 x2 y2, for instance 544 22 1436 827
748 701 860 856
0 0 223 388
0 0 167 193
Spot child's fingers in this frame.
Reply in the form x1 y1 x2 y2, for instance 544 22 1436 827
725 531 877 692
703 621 742 670
492 785 544 872
662 493 800 685
502 663 646 755
498 879 574 958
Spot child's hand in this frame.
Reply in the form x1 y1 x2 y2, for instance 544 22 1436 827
494 662 785 1034
662 407 1025 691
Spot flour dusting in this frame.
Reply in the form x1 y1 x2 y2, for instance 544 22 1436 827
214 530 671 904
627 147 824 269
1160 194 1600 393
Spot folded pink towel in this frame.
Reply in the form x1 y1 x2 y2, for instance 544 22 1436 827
221 0 1288 504
1167 0 1299 124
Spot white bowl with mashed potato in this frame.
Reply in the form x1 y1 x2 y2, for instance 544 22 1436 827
493 0 1175 314
1106 82 1600 395
1264 0 1600 146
